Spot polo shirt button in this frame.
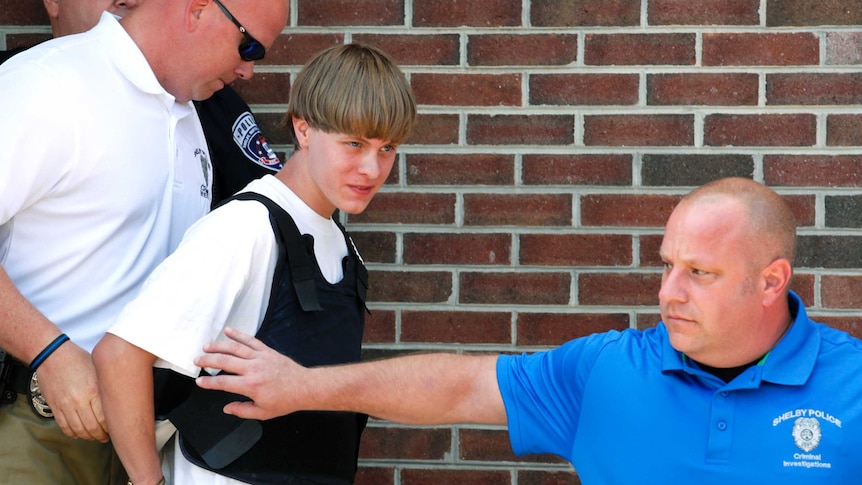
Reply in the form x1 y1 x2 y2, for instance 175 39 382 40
720 391 729 397
717 421 727 431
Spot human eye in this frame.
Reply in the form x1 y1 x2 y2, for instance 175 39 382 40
346 141 361 148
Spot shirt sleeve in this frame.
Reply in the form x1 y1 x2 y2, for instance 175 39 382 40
496 331 624 459
0 60 76 225
107 199 278 376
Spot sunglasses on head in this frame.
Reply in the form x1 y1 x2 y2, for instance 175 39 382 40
212 0 267 62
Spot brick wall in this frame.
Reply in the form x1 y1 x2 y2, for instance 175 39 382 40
3 0 862 483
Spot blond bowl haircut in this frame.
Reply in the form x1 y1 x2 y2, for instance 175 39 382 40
285 43 417 150
680 177 797 267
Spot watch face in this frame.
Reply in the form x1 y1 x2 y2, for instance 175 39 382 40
28 372 53 418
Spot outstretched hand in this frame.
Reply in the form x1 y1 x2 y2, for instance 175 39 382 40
194 327 307 420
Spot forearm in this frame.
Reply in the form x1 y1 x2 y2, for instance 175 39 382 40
0 265 65 361
303 353 506 425
94 334 163 484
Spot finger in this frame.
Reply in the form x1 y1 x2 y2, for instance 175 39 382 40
66 407 94 440
196 373 245 395
194 353 243 373
222 401 270 421
53 409 75 439
223 326 268 351
88 397 110 442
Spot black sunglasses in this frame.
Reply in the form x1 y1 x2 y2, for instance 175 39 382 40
212 0 266 62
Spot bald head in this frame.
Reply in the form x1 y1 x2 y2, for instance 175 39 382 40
676 177 797 267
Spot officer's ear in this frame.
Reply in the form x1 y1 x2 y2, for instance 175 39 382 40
761 258 792 307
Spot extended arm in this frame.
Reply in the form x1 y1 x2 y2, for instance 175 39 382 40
92 333 164 485
0 265 108 441
195 327 507 425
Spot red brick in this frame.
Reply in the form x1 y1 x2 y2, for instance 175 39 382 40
817 316 862 340
359 426 451 460
704 114 816 147
649 0 760 25
402 469 511 485
297 0 404 26
413 0 521 27
368 270 453 303
585 33 695 65
784 195 816 227
461 429 566 463
763 155 862 187
581 194 681 227
0 1 48 24
522 154 632 186
703 33 819 66
520 234 632 266
637 311 662 330
468 115 575 145
530 74 639 106
412 73 522 107
5 33 50 50
460 272 571 305
648 73 758 106
584 115 694 146
350 193 455 224
825 32 862 65
517 312 630 346
401 311 512 343
468 34 578 66
464 194 572 226
766 0 862 26
406 154 515 186
519 470 582 485
408 114 460 145
531 0 640 27
231 72 291 104
356 467 396 485
404 233 511 265
352 34 460 65
254 112 292 145
579 273 662 305
821 275 862 309
827 115 862 146
789 274 815 307
262 33 344 66
348 231 397 263
363 309 396 343
768 73 862 105
639 234 665 267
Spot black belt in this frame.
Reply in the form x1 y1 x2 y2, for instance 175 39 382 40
1 353 31 400
0 351 53 417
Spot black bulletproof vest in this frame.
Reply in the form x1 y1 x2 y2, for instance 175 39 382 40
153 192 369 485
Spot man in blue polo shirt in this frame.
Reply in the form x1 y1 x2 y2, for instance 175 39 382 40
195 177 862 483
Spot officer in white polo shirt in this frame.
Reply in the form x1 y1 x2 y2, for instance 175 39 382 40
0 0 288 483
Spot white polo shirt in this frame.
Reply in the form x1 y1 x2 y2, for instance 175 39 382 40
0 13 211 352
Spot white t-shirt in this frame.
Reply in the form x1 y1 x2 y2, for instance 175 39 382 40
108 175 349 484
0 13 211 352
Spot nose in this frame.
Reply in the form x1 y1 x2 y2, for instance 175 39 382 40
357 150 382 179
658 266 687 304
235 61 255 80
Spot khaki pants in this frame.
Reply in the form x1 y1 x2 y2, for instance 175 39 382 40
0 395 127 484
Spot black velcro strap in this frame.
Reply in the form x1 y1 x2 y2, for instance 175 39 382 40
231 192 323 312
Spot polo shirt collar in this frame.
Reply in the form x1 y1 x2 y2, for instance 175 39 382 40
92 12 178 103
659 291 819 387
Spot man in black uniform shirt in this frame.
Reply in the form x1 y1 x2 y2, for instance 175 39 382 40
0 0 283 208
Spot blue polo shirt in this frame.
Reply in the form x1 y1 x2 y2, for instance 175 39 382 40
497 292 862 484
